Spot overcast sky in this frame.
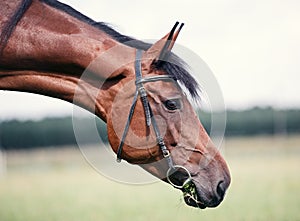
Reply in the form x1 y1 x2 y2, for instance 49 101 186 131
0 0 299 120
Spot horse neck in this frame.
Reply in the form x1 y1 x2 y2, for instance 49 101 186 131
0 0 136 121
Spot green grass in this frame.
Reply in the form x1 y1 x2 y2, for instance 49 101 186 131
0 135 300 221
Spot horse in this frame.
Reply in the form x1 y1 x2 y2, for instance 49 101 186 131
0 0 230 209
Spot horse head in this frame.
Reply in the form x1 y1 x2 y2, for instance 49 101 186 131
105 23 231 209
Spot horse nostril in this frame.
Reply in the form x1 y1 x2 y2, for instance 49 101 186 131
216 180 226 199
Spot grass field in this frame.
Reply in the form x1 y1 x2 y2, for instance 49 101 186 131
0 135 300 221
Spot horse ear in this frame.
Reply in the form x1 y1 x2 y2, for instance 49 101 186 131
142 22 184 71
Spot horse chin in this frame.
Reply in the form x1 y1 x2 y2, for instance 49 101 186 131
183 193 206 209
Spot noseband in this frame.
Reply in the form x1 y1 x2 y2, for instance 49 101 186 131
116 49 192 190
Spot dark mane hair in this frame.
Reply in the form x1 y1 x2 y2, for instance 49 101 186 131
0 0 200 99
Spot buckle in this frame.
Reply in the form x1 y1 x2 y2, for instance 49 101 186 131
162 149 170 158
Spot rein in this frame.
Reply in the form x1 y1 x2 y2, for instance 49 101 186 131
116 49 192 190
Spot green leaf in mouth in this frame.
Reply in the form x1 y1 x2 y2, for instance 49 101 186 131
182 181 197 200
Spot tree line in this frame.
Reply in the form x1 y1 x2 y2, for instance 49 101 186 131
0 107 299 150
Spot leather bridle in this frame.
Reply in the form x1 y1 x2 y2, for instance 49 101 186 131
116 49 192 190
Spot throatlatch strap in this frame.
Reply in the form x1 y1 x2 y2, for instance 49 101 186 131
135 49 151 126
116 49 147 162
116 90 139 162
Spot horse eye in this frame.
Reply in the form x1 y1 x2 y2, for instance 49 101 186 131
164 99 181 111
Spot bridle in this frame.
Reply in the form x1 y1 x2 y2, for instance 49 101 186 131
116 49 192 190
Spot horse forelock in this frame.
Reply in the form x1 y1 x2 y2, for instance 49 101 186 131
92 24 201 100
100 26 201 100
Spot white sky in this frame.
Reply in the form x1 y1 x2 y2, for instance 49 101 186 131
0 0 299 120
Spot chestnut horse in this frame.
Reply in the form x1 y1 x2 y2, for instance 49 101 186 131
0 0 230 209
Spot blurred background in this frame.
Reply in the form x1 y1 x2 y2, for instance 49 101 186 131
0 0 299 220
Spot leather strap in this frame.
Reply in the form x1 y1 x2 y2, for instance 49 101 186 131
116 49 174 167
116 49 192 190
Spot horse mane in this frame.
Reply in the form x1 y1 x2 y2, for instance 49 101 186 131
0 0 200 99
